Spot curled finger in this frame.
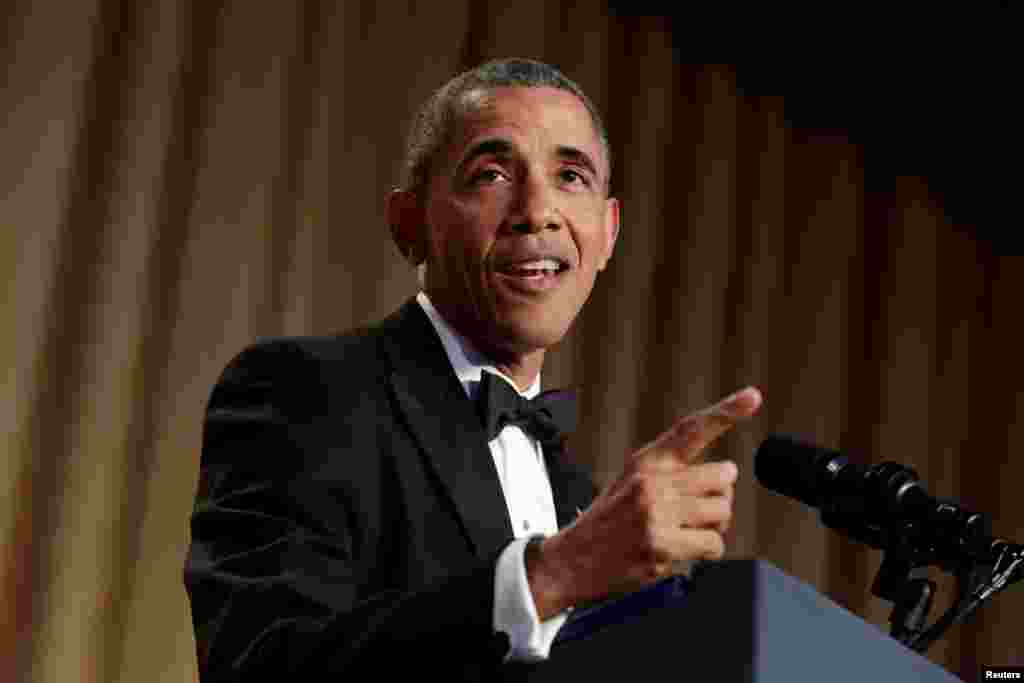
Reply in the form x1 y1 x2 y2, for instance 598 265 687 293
675 460 739 496
678 494 732 531
675 527 727 562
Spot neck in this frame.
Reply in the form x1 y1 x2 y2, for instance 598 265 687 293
492 351 545 393
425 293 545 392
462 325 546 392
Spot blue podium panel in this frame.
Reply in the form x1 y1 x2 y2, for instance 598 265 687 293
505 559 962 682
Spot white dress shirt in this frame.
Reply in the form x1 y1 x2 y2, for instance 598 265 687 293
416 292 569 661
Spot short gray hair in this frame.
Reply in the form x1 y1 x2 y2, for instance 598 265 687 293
402 58 611 197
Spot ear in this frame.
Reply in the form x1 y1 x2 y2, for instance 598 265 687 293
385 189 426 265
597 197 620 271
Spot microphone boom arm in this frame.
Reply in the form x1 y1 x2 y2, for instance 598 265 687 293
756 434 1024 654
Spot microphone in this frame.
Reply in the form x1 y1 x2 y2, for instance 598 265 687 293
757 435 1024 653
755 434 993 565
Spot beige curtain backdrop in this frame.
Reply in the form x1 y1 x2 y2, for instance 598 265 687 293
3 2 1021 681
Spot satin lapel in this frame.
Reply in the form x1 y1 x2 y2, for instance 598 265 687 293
381 300 514 559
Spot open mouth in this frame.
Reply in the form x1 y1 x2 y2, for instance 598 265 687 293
494 258 570 290
498 258 569 278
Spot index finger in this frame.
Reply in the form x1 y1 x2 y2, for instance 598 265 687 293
652 386 763 463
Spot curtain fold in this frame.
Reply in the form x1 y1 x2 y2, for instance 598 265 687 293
3 3 1020 681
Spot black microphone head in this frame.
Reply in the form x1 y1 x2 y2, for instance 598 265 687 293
755 434 846 508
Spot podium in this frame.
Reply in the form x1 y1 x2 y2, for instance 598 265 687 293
507 560 962 682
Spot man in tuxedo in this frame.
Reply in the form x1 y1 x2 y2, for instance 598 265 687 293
185 58 761 680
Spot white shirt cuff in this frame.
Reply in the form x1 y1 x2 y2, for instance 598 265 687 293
493 536 569 662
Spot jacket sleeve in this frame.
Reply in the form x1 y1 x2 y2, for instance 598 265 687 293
184 340 512 681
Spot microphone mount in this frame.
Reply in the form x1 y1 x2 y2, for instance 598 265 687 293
756 434 1024 653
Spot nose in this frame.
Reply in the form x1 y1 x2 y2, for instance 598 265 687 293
507 173 564 234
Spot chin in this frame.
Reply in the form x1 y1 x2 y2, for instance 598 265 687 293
496 313 573 353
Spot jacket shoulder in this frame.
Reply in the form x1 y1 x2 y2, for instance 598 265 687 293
206 320 394 418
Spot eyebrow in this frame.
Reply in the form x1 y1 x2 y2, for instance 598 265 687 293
556 145 600 181
454 138 602 182
455 138 514 178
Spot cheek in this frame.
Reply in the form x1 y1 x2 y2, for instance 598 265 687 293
573 212 612 264
427 204 494 277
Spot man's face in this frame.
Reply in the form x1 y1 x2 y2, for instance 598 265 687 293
420 86 619 361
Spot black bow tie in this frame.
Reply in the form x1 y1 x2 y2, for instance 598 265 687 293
475 370 577 447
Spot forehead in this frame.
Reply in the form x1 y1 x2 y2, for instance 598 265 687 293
444 86 606 170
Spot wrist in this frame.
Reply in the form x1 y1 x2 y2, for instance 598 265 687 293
525 534 574 620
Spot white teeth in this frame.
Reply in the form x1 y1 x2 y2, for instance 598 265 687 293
501 257 564 277
515 258 561 271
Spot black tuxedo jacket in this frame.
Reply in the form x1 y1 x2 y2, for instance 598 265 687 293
185 298 596 681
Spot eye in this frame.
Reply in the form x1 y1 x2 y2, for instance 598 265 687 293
559 168 591 187
470 168 508 185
